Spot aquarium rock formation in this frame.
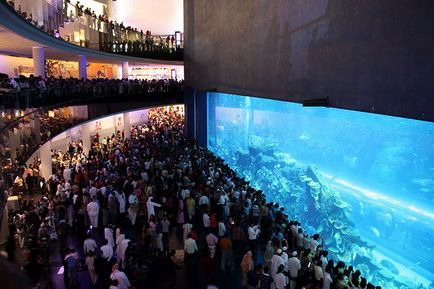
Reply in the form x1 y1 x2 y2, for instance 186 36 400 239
213 134 431 289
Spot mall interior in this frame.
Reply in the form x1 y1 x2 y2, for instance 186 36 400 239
0 1 433 289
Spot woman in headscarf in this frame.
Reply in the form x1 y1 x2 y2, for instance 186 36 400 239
263 240 274 270
240 250 254 288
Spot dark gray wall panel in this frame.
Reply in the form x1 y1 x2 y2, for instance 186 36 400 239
185 0 434 121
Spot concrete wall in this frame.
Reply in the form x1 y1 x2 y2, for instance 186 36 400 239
184 0 434 121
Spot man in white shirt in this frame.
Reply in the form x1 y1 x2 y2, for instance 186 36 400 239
87 197 99 228
296 228 304 250
100 185 107 197
288 251 301 289
180 188 190 200
63 166 72 182
110 264 131 289
56 183 64 197
218 220 226 238
89 185 98 199
218 193 226 206
128 193 138 225
100 239 113 261
281 246 289 271
274 264 287 289
104 227 115 248
83 235 97 254
141 171 149 182
146 196 161 221
184 232 198 270
119 239 130 268
184 233 198 255
198 193 210 210
271 249 284 280
320 250 329 270
313 259 324 284
248 223 260 258
310 234 321 253
64 181 71 195
160 214 170 251
116 233 125 263
323 267 333 289
116 191 126 215
203 212 210 229
182 222 193 241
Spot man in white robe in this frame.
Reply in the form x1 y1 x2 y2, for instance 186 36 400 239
271 249 284 289
104 227 115 248
100 240 113 261
87 197 99 228
146 196 161 220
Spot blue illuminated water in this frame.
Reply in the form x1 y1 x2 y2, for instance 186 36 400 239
207 92 434 289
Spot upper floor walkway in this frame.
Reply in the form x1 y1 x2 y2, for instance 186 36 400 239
0 74 184 165
0 0 183 61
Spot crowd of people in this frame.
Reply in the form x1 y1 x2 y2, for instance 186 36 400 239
66 1 182 55
1 74 184 106
0 106 382 289
0 105 82 166
0 73 183 162
7 0 183 59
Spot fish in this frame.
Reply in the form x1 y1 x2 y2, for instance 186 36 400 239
409 262 421 269
376 212 393 226
411 178 434 187
370 227 381 237
343 156 358 168
297 133 310 140
216 125 225 131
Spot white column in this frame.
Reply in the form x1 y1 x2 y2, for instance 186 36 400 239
32 47 45 79
40 142 52 180
122 61 129 79
142 109 149 124
78 55 88 79
81 122 91 154
124 112 131 139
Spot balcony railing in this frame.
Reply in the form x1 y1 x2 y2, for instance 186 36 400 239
0 78 184 109
0 79 183 166
3 0 184 61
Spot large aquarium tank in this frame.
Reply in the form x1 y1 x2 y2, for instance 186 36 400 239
207 92 434 289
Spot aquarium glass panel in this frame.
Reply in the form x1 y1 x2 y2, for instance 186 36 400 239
207 92 434 289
